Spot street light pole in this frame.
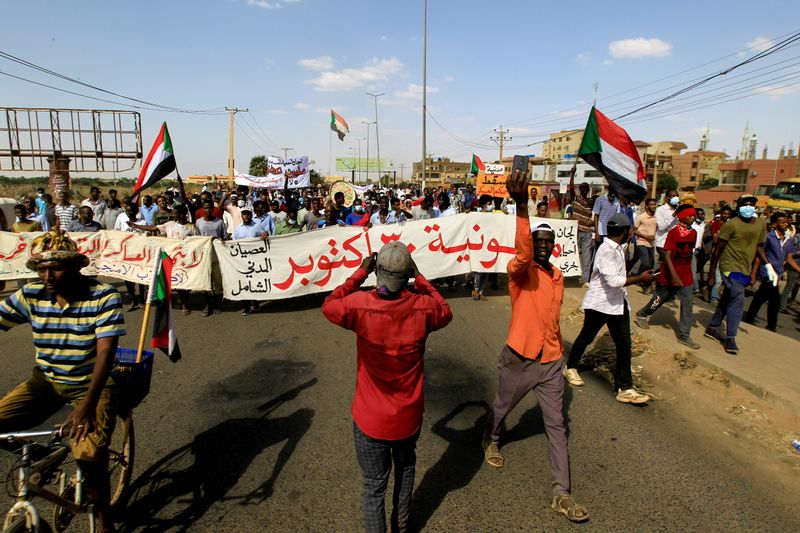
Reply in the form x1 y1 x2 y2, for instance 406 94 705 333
421 0 427 189
362 121 375 184
367 92 384 185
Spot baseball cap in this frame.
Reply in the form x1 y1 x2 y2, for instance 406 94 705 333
375 241 412 293
607 213 631 229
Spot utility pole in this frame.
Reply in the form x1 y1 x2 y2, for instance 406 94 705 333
490 126 511 164
367 92 384 184
362 121 375 184
399 163 406 183
226 107 248 185
421 0 427 189
281 147 294 160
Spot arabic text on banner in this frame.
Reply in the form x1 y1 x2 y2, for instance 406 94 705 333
214 214 581 301
0 230 213 291
234 156 311 189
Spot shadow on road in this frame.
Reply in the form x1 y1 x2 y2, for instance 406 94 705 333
410 401 488 532
120 378 317 532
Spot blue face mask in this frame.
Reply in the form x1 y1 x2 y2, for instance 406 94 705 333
739 205 756 219
669 196 679 206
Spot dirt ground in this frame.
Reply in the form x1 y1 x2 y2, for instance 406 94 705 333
558 300 800 506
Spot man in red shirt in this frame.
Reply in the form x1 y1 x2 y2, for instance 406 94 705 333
322 242 452 533
482 170 589 523
635 204 701 349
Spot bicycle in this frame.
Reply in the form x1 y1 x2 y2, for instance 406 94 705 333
0 413 134 533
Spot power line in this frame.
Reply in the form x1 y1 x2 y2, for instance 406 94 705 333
241 112 281 150
0 49 226 114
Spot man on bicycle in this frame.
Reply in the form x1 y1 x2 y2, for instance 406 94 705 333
0 229 126 533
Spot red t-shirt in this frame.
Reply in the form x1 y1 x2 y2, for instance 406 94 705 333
195 207 223 219
322 268 453 440
710 219 724 235
657 225 697 286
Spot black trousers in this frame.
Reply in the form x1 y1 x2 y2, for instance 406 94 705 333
745 278 781 331
568 303 633 391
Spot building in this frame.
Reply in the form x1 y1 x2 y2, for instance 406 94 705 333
671 150 728 191
540 129 583 161
718 157 799 195
413 157 472 186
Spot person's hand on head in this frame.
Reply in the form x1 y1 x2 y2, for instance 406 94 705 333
506 169 529 205
361 253 377 274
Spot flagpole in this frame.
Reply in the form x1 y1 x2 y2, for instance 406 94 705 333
328 128 333 179
136 248 163 363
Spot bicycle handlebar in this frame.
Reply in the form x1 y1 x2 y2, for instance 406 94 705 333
0 428 64 441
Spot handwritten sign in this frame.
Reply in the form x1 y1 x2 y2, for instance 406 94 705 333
214 214 580 301
0 231 212 291
234 156 311 189
476 165 508 197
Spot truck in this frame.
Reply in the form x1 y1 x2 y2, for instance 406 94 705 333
766 177 800 213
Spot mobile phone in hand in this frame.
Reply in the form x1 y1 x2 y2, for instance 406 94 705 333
512 155 529 177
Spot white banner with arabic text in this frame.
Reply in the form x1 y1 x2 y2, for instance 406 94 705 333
0 231 212 291
214 214 580 301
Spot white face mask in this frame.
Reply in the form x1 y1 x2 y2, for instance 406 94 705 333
669 196 679 207
237 200 245 208
355 205 364 212
288 218 297 225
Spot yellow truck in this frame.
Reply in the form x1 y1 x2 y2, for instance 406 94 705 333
767 177 800 212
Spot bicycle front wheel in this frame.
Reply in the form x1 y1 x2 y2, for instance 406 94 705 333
109 412 135 511
2 516 54 533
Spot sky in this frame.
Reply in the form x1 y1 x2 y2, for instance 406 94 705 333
1 0 798 180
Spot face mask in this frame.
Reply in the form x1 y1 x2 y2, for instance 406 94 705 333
739 205 756 219
484 206 493 212
355 205 363 213
288 218 297 225
237 200 245 208
669 196 679 206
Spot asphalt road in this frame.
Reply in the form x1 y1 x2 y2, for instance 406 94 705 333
1 281 799 532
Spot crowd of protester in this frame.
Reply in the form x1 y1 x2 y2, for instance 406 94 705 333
4 176 798 331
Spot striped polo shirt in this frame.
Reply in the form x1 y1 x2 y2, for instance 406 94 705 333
0 279 126 385
572 195 593 233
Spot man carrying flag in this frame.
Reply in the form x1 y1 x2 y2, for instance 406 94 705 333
132 122 177 198
578 107 647 204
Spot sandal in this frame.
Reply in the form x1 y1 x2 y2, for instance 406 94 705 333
482 440 504 468
551 494 589 523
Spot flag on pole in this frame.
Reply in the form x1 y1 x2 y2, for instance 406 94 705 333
132 122 177 196
330 109 349 141
470 154 485 175
578 107 647 203
148 249 181 362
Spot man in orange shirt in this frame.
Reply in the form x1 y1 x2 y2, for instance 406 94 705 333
482 170 589 523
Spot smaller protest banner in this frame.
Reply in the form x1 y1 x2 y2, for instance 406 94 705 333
329 181 357 206
476 164 508 197
234 156 311 189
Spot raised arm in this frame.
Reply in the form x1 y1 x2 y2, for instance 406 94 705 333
505 169 532 279
321 256 371 330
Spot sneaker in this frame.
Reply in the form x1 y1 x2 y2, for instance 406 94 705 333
703 327 721 341
181 306 191 316
678 337 701 349
202 306 212 317
127 303 141 312
563 367 584 386
471 289 480 301
478 291 488 301
616 388 650 405
724 338 739 355
242 308 252 316
635 315 649 329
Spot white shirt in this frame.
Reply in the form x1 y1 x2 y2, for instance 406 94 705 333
157 221 199 240
438 206 458 218
655 204 677 248
113 212 144 232
581 238 628 315
693 220 705 250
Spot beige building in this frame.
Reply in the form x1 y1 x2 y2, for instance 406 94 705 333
413 157 472 186
541 129 583 161
671 151 728 191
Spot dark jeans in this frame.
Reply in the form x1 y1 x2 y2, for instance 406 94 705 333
780 269 799 311
124 281 145 305
745 277 781 331
568 303 633 391
353 422 419 533
637 283 694 339
635 245 654 274
709 274 746 339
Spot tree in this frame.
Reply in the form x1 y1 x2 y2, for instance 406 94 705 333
656 173 679 194
249 155 268 176
309 169 324 186
698 176 719 190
